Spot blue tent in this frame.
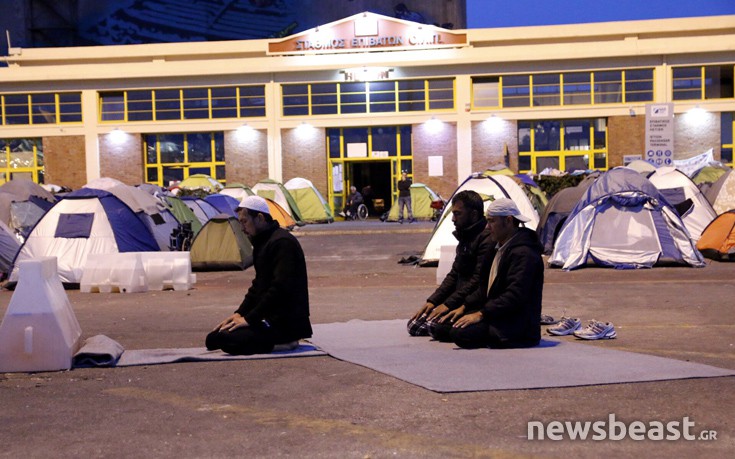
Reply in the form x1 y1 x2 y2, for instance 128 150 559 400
204 194 241 218
550 168 705 270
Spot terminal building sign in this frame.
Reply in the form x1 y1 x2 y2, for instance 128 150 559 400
268 12 467 55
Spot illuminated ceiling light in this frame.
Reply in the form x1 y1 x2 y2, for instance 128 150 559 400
485 114 504 133
108 127 127 143
425 117 443 133
686 105 708 125
342 67 392 82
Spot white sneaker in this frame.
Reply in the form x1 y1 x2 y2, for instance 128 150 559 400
573 320 617 340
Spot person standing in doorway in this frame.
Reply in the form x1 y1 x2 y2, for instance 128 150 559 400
397 170 415 224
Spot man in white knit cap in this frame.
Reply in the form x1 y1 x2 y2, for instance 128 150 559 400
206 195 312 354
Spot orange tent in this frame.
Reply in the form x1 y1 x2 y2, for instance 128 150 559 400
696 210 735 261
263 197 296 230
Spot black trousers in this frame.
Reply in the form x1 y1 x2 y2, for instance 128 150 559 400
205 322 289 355
428 320 536 349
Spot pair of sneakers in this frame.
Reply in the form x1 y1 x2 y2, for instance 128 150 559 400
547 317 617 340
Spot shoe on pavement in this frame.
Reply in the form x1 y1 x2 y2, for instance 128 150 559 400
573 320 617 340
540 314 557 325
547 316 581 336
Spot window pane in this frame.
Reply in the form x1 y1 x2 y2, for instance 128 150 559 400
502 75 530 107
4 94 30 124
564 120 590 151
722 112 733 143
369 81 394 92
428 89 454 110
532 74 560 106
9 139 35 168
189 167 211 176
563 73 591 105
211 87 237 118
594 71 622 104
673 67 702 100
565 155 589 171
188 133 212 162
31 93 56 124
145 134 158 163
282 85 309 96
473 77 500 107
400 125 412 156
705 65 734 100
58 93 82 122
183 88 209 120
722 148 733 164
371 126 396 156
593 118 607 150
328 129 341 158
534 121 560 151
239 85 265 117
215 165 225 180
625 69 654 102
158 134 185 163
147 167 159 183
162 167 184 186
100 92 125 121
214 132 225 162
155 89 181 120
127 90 153 121
594 153 607 169
518 155 531 171
518 122 532 152
536 156 558 171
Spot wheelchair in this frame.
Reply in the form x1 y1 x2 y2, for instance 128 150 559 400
345 203 369 220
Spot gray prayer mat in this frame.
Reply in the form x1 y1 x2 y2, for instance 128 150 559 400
73 334 325 368
308 319 735 393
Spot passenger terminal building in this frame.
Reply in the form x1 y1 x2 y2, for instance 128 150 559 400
1 12 734 212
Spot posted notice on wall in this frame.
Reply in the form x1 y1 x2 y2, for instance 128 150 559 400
645 103 674 167
428 156 443 177
346 143 368 158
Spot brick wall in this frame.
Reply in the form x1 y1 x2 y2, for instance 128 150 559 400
99 132 143 184
43 136 86 189
472 118 518 172
281 126 328 198
225 129 269 186
608 115 645 168
412 121 457 198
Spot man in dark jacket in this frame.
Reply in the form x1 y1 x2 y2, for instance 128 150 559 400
448 198 544 348
407 190 492 336
397 170 414 224
206 195 312 355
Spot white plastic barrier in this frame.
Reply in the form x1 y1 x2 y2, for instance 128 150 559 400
80 252 196 293
0 257 82 372
80 253 147 293
436 244 457 285
140 252 196 291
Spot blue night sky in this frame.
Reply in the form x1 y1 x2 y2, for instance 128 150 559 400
466 0 735 28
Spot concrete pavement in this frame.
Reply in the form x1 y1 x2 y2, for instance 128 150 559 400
0 219 733 458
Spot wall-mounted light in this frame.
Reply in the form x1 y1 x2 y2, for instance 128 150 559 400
629 107 636 117
425 117 444 133
108 127 127 144
484 114 504 134
684 105 708 126
235 123 257 142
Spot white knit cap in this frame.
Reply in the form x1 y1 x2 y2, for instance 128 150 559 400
238 195 271 215
485 198 530 222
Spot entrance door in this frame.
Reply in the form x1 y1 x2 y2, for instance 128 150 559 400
349 161 392 216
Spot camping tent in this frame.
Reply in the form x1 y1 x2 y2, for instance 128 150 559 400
625 160 657 174
204 194 241 218
263 197 297 230
692 164 729 186
164 196 203 235
420 173 540 266
549 168 705 270
646 167 716 242
536 173 598 255
190 214 253 271
84 177 180 251
0 220 20 278
696 210 735 261
177 174 223 192
705 169 735 215
10 188 160 285
0 179 56 238
484 168 548 217
180 196 221 225
284 177 333 224
252 179 303 224
220 183 254 201
385 183 441 222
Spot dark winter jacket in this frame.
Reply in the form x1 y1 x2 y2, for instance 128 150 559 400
397 179 412 197
473 227 544 347
427 217 493 310
236 223 312 341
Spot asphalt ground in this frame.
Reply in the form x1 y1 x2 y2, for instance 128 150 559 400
0 219 733 458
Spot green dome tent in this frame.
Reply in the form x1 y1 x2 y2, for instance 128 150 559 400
284 177 333 224
385 183 442 222
190 214 253 271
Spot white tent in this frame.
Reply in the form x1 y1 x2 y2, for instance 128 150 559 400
10 189 160 285
420 173 539 265
647 166 716 242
